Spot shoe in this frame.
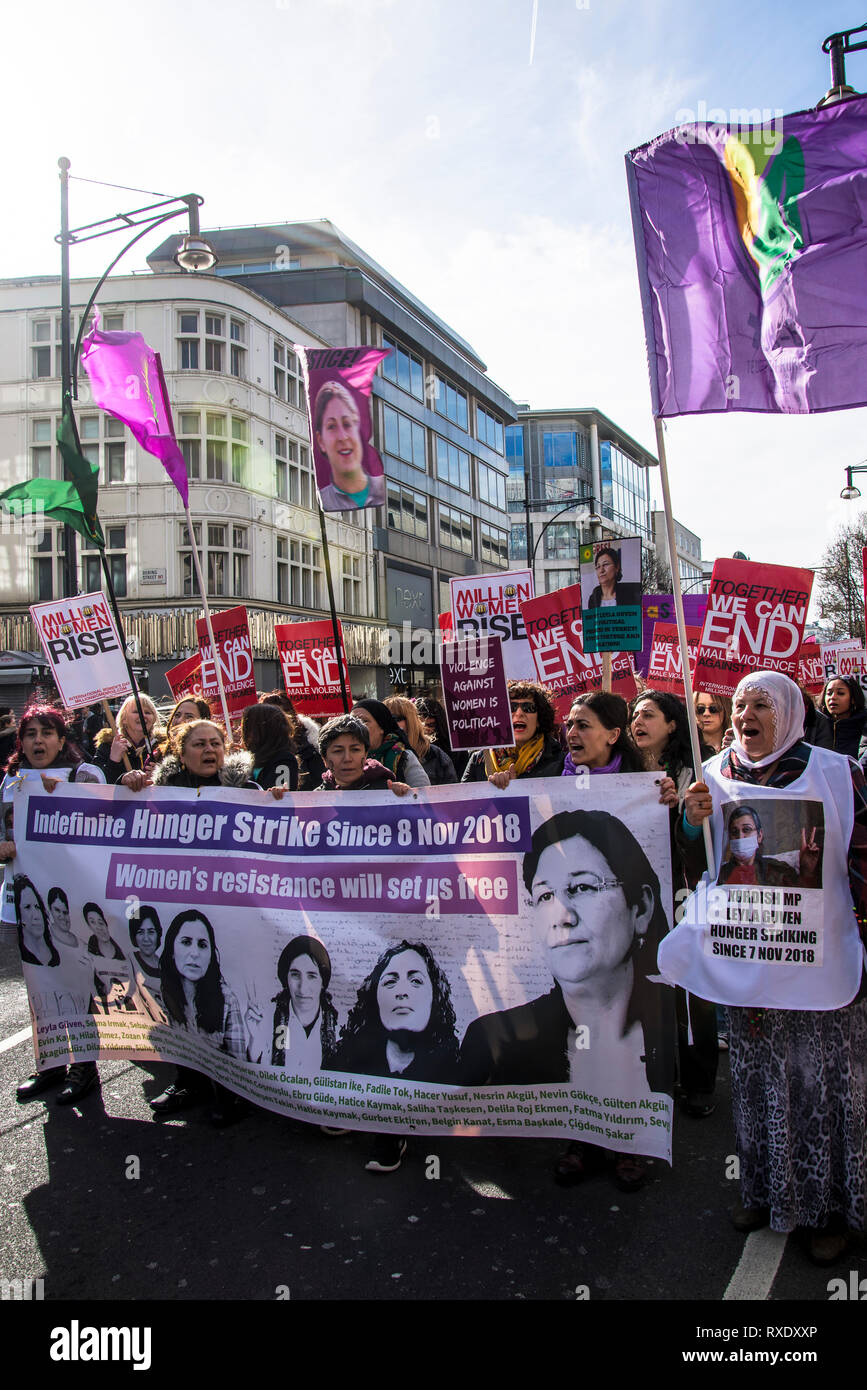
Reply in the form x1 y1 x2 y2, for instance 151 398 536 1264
554 1141 590 1186
150 1083 204 1115
55 1061 98 1106
730 1202 770 1232
209 1097 249 1128
612 1154 649 1193
319 1125 351 1137
16 1067 66 1101
365 1137 407 1173
717 1035 729 1052
684 1093 716 1118
807 1229 849 1266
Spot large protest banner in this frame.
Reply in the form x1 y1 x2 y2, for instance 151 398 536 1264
12 777 675 1159
196 606 256 718
440 635 513 750
647 622 701 696
275 619 351 717
638 594 708 677
520 583 636 720
31 592 131 708
450 570 535 679
693 558 813 695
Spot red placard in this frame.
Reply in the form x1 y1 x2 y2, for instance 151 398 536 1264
647 622 701 695
798 642 824 696
693 559 813 695
195 606 257 717
274 618 351 717
520 583 636 722
164 653 205 703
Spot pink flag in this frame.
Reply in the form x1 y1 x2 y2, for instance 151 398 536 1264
81 321 188 504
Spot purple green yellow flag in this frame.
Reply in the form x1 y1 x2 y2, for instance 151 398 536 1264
626 95 867 416
81 321 189 503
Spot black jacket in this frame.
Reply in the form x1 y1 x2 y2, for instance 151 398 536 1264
251 745 299 791
422 743 457 785
152 752 261 791
809 708 867 759
461 734 565 783
294 716 326 791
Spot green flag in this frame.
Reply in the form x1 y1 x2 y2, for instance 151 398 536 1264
0 403 104 547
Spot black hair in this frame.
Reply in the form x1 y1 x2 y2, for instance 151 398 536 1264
821 675 866 717
82 901 107 925
505 679 558 739
161 909 225 1035
14 875 59 967
271 936 338 1064
629 689 698 779
522 810 673 1094
594 545 622 583
338 941 459 1062
129 904 163 949
47 886 69 912
567 692 645 772
319 713 370 756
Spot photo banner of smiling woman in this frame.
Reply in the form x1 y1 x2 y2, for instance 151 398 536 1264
11 776 676 1160
295 347 389 514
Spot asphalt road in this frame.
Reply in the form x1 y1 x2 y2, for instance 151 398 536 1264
1 926 865 1324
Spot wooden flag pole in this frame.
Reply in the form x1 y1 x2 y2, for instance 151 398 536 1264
184 504 234 739
653 417 716 876
101 699 132 773
601 652 612 693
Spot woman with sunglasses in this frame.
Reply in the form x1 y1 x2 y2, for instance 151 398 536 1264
461 681 565 785
692 692 732 755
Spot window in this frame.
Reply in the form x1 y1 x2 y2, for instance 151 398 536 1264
381 333 424 400
103 313 124 332
32 417 54 478
179 520 250 598
68 414 125 482
273 342 305 408
82 526 127 597
231 417 248 485
289 441 313 507
509 523 527 561
341 552 362 615
478 460 507 511
277 536 289 605
477 404 505 454
275 433 288 501
545 568 581 592
480 522 509 567
544 522 582 561
290 538 323 608
106 442 125 484
435 435 470 492
382 404 425 471
178 411 201 481
439 503 472 555
178 312 199 370
205 413 227 481
32 526 65 601
432 373 468 430
386 483 428 539
543 431 580 470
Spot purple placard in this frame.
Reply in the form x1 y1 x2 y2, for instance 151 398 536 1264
26 794 532 856
105 853 520 916
441 635 514 752
636 594 708 676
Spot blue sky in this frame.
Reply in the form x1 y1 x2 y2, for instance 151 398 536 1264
3 0 866 581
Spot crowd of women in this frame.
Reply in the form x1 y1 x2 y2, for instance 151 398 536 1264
2 668 866 1260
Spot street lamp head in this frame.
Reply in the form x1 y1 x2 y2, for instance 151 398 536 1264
174 234 218 272
841 484 862 501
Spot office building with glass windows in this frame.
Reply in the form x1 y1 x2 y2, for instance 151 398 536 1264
505 405 704 596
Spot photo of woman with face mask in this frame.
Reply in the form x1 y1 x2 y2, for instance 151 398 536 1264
717 804 821 889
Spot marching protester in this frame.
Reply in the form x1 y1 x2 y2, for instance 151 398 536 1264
385 695 457 785
807 675 867 759
692 691 732 756
350 699 430 788
1 704 105 1104
630 690 719 1119
414 695 468 779
240 701 299 791
462 680 565 785
93 693 164 784
260 692 325 790
677 671 867 1265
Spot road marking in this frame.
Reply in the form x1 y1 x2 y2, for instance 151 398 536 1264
723 1229 788 1300
0 1026 32 1054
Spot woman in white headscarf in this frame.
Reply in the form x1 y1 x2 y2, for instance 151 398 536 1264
670 670 867 1265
